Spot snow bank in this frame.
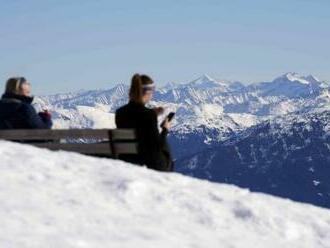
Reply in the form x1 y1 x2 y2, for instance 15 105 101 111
0 141 330 248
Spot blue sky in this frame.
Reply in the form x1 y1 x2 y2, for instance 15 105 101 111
0 0 329 94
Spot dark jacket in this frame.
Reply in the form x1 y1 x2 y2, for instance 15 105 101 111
0 93 52 129
115 101 173 171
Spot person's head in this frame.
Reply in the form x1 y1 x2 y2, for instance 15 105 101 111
5 77 31 97
129 74 155 104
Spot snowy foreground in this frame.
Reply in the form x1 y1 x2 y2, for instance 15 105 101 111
1 141 330 248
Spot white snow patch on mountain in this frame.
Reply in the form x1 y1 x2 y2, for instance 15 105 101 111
194 103 224 120
0 141 330 248
276 72 310 85
227 113 259 128
75 105 115 129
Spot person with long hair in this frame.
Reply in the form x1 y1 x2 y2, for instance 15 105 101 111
115 74 174 171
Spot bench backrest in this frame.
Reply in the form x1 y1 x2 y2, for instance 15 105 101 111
0 129 137 158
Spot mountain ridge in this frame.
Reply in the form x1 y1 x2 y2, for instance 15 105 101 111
35 72 329 158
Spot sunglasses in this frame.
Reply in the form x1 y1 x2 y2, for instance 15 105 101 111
142 83 156 92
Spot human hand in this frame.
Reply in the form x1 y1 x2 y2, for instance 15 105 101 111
38 110 52 121
162 118 172 131
153 107 164 116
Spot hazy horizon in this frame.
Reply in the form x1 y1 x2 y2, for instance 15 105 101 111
33 71 327 96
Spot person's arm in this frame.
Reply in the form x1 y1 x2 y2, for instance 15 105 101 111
22 104 52 129
147 110 167 148
144 110 169 171
160 119 171 141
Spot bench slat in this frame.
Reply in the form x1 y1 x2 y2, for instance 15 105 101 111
115 143 138 154
111 129 136 140
0 129 136 140
33 143 112 154
0 129 138 157
33 142 138 155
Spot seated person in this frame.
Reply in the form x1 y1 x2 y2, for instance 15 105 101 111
116 74 174 172
0 77 52 129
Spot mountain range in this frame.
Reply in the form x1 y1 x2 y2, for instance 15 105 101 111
34 72 330 208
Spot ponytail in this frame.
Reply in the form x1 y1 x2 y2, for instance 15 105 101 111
129 73 154 103
129 74 143 103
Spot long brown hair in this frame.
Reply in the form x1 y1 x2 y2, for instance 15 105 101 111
129 74 154 103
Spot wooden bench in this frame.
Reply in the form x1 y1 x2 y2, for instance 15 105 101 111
0 129 137 159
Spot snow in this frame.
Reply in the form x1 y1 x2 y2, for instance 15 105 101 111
40 104 116 129
1 141 330 248
227 113 259 128
75 105 116 129
187 74 223 89
274 72 310 85
194 103 224 120
304 75 321 84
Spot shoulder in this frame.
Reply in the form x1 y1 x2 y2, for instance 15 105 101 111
144 107 156 117
142 107 157 123
19 103 37 115
116 102 156 119
115 104 130 117
115 105 124 114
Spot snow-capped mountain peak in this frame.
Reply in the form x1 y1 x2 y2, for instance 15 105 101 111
274 72 310 85
249 72 326 98
185 74 244 92
162 82 178 90
188 74 220 88
272 73 325 87
196 74 215 83
304 75 321 84
111 83 129 95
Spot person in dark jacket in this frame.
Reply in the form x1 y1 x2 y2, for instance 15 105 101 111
115 74 174 172
0 77 52 129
